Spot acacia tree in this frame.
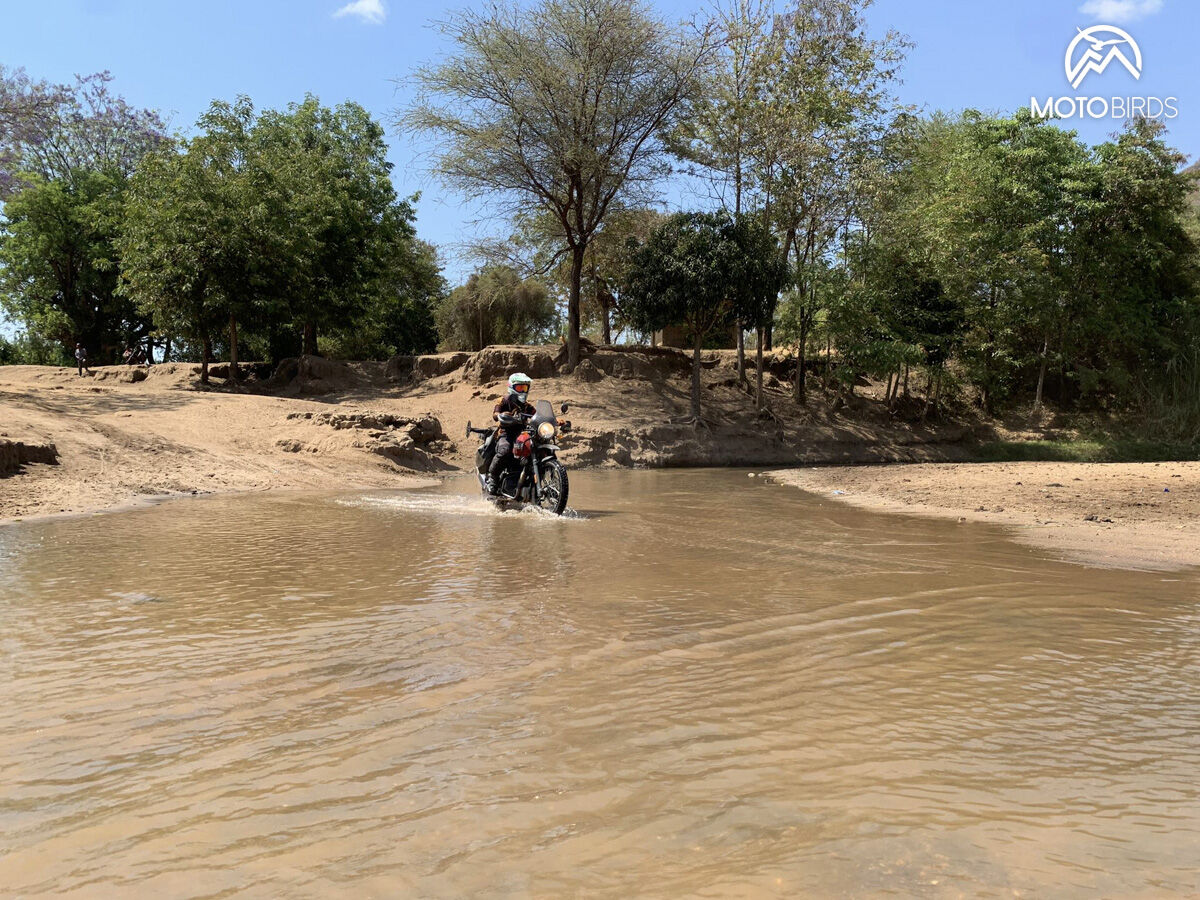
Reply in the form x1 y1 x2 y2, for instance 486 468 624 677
403 0 711 370
499 205 665 344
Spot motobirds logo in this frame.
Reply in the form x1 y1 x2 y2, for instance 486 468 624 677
1031 25 1178 121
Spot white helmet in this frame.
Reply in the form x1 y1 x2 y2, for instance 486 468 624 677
508 372 532 401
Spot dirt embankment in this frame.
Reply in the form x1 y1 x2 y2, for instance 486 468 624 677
1 345 972 522
769 462 1200 571
5 346 1198 569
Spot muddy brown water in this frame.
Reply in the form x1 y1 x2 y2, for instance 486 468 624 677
1 470 1198 898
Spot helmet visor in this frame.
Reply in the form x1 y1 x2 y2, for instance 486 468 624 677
512 383 530 394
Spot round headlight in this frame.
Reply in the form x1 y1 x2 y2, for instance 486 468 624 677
537 421 556 440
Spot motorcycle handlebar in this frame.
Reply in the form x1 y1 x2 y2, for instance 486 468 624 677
471 413 570 436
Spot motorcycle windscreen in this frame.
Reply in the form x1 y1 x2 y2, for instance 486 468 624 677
530 400 555 428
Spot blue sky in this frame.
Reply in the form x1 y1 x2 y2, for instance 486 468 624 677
2 0 1197 283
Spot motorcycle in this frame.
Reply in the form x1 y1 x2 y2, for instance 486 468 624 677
467 400 572 515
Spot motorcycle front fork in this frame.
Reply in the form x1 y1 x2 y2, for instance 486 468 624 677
513 455 542 502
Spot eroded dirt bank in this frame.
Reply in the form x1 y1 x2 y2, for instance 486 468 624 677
769 462 1200 571
1 345 972 522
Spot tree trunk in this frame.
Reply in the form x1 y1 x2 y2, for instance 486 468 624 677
567 244 585 371
903 363 910 398
921 369 935 422
601 306 612 346
755 328 764 413
201 335 212 385
764 322 773 352
793 328 808 405
229 314 240 381
303 321 318 357
691 330 703 422
1034 333 1050 412
736 321 745 384
163 337 172 363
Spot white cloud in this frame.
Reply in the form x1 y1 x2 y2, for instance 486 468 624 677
333 0 386 25
1078 0 1164 22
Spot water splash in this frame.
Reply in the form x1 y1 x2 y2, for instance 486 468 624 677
339 491 585 522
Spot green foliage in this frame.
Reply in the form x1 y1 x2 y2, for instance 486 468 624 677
119 95 444 373
838 111 1200 422
404 0 711 367
435 266 556 352
325 240 444 359
622 210 786 418
0 169 153 360
0 327 70 366
481 206 667 345
0 69 166 362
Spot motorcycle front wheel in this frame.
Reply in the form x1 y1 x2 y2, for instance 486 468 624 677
536 458 569 515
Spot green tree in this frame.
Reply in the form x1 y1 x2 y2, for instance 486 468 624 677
621 211 786 420
502 205 666 345
753 0 909 392
669 0 771 376
403 0 711 371
0 69 165 360
0 326 69 366
0 170 153 357
325 238 445 359
120 96 443 376
252 97 414 355
435 266 556 352
119 133 231 383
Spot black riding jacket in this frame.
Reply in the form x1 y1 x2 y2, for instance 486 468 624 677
492 395 536 438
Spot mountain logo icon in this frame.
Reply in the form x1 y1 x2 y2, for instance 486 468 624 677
1066 26 1143 90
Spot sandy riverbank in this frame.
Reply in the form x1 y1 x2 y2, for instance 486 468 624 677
0 348 973 523
8 351 1196 571
769 462 1200 571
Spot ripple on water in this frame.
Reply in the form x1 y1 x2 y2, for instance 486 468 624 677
0 470 1197 896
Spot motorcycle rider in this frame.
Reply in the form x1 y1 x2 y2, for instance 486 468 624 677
486 372 536 495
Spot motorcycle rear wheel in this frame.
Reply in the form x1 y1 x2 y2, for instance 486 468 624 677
536 459 569 515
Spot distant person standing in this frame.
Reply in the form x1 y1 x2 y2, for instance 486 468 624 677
75 343 90 376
